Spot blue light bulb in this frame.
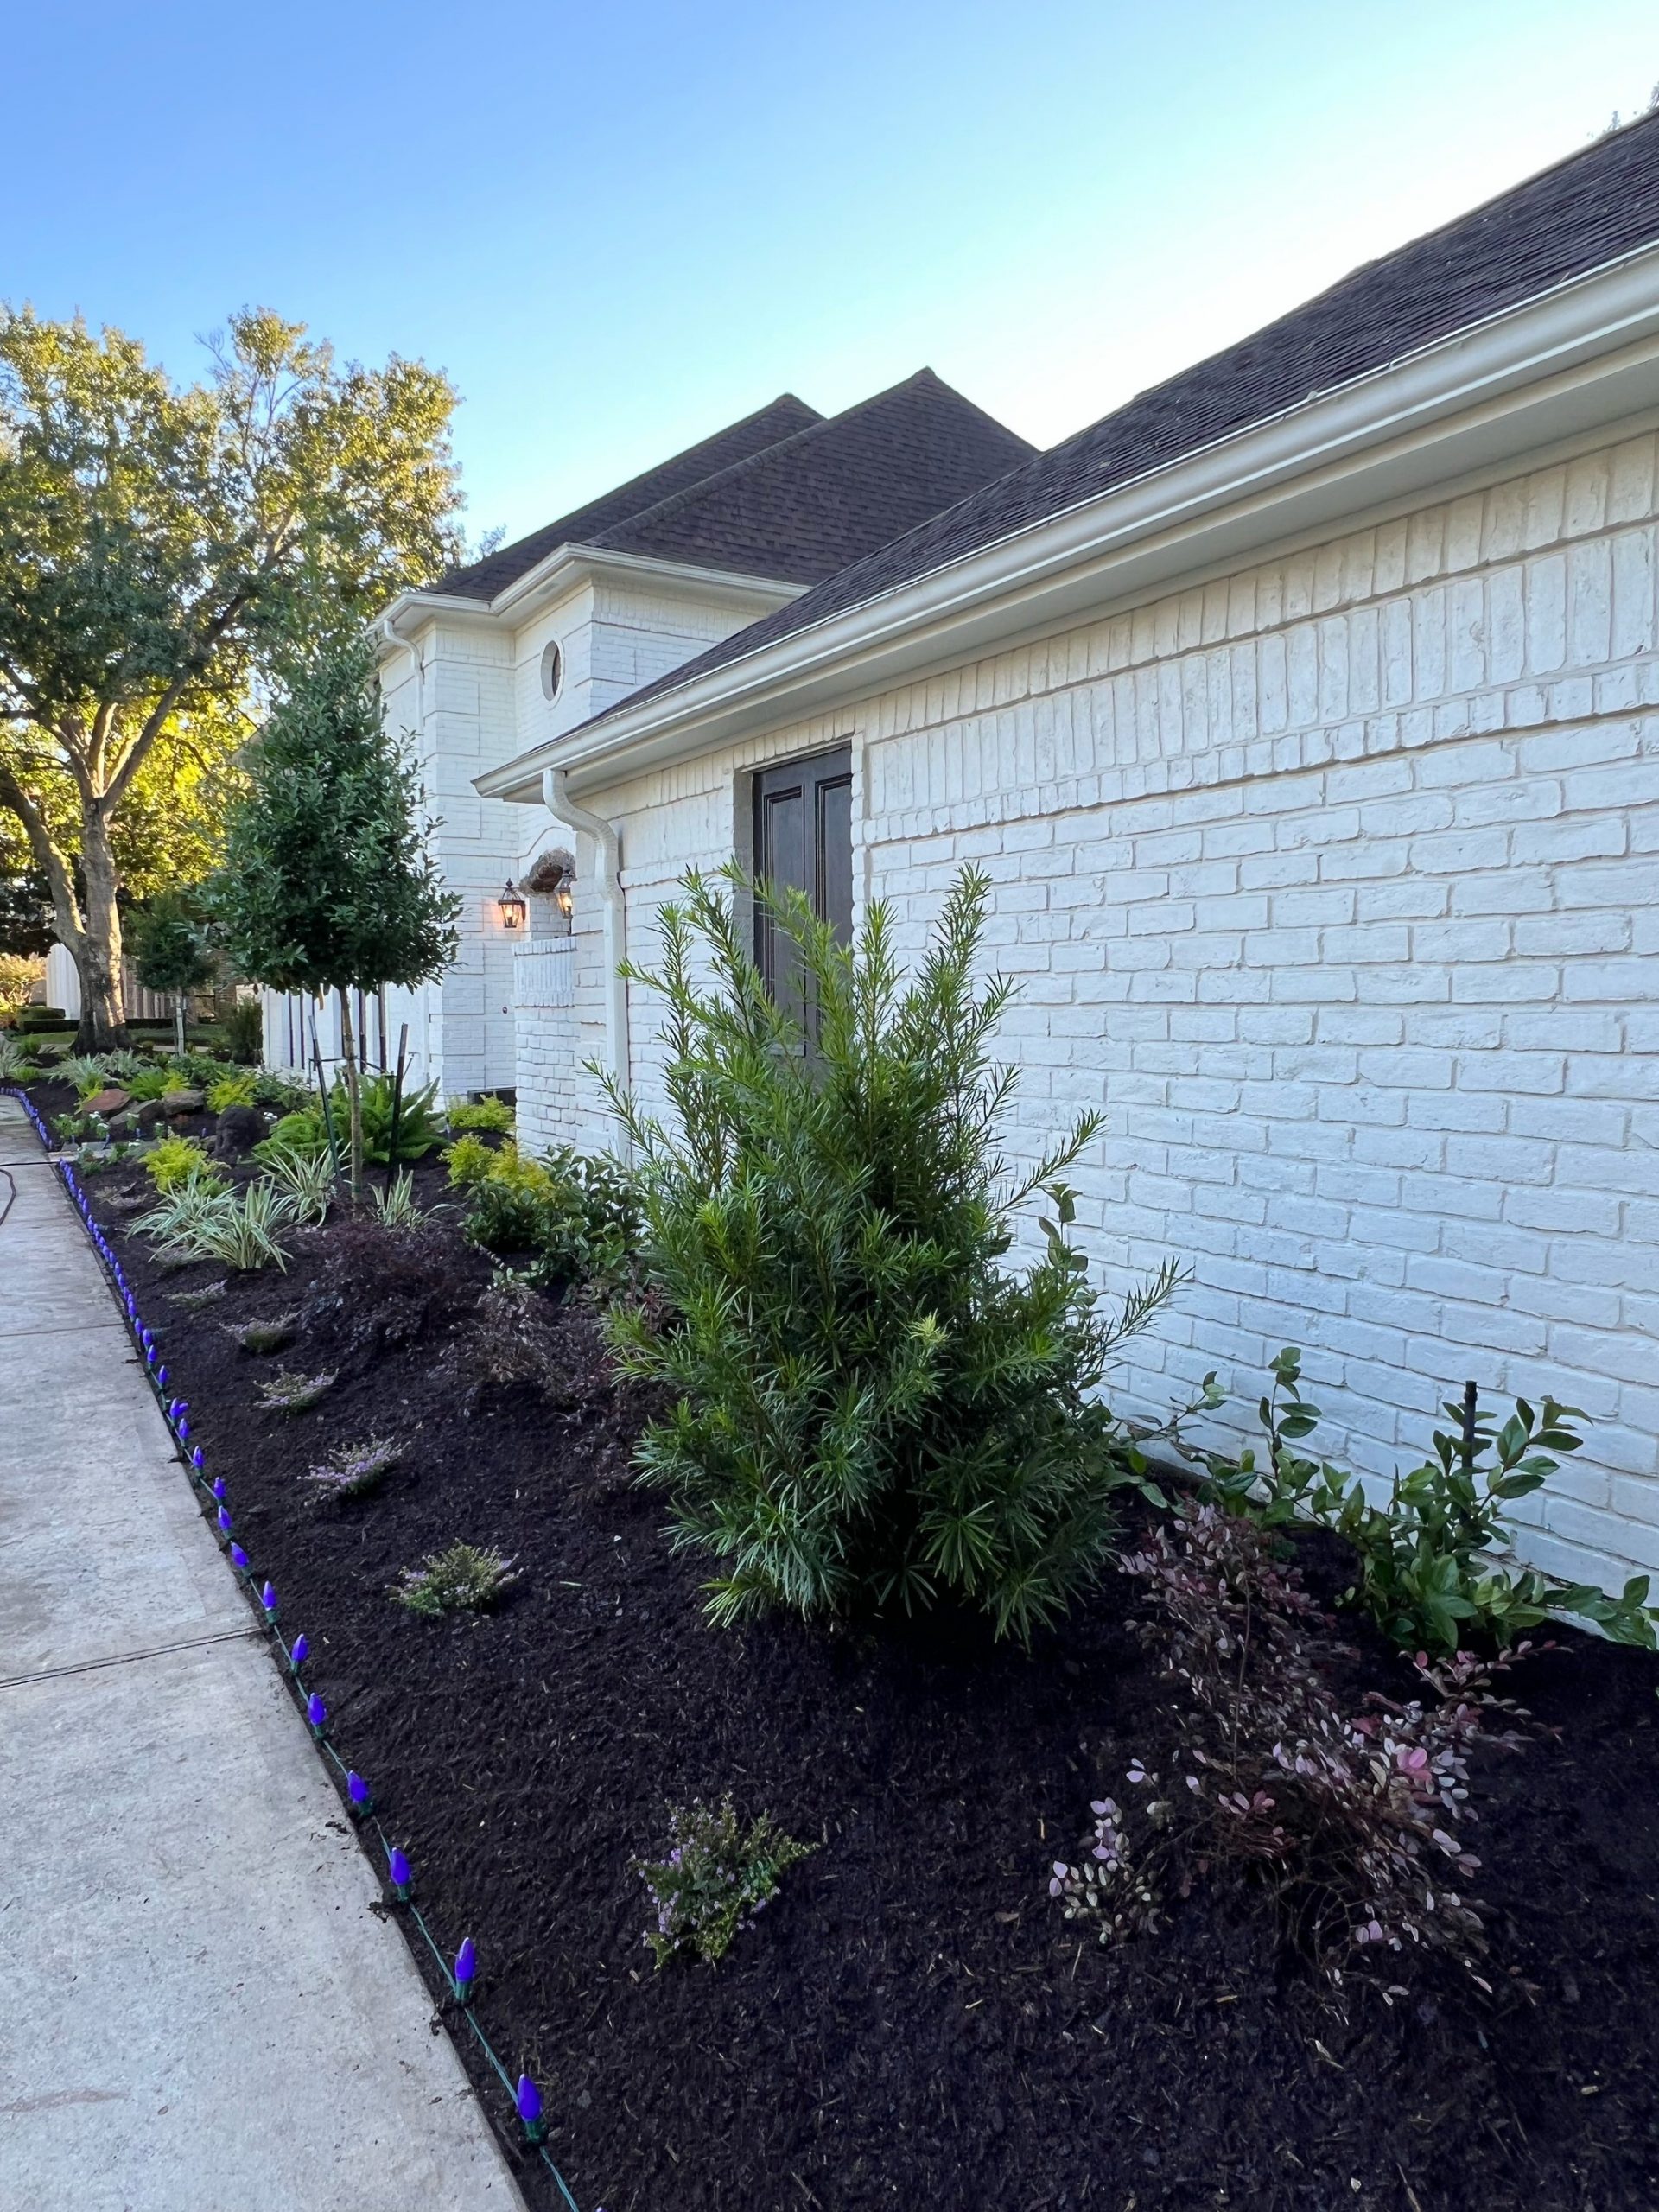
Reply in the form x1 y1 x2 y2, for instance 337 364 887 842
307 1693 327 1730
290 1633 309 1668
454 1937 476 1993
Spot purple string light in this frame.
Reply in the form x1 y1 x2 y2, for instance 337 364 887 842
229 1541 249 1570
307 1692 327 1732
260 1581 278 1618
454 1936 476 1998
290 1633 309 1669
387 1846 411 1900
346 1769 371 1815
516 2075 546 2142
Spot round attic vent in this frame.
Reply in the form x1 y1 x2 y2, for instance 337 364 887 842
539 640 563 702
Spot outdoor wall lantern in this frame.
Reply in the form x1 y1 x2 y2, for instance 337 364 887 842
497 880 527 931
555 874 575 920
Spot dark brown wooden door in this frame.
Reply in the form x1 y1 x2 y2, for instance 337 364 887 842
753 745 853 1021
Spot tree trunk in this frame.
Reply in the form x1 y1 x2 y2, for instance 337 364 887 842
73 808 128 1052
336 984 364 1199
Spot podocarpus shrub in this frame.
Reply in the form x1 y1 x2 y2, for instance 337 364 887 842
604 864 1179 1642
1052 1500 1532 1992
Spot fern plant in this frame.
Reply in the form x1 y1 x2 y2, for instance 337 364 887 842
604 863 1178 1643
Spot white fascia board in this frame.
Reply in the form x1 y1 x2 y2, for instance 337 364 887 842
377 548 804 666
476 239 1659 804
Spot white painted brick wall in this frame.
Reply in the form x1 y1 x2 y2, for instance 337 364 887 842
519 426 1659 1599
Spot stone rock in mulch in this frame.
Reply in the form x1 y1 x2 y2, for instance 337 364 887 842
211 1103 267 1158
82 1086 130 1116
134 1099 168 1131
160 1088 203 1116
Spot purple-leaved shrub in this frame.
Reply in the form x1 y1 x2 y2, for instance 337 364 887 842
1050 1502 1531 1993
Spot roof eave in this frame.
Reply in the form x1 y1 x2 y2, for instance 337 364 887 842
477 237 1659 803
377 547 807 658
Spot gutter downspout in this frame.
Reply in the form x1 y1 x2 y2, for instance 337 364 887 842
542 766 631 1136
378 611 431 1085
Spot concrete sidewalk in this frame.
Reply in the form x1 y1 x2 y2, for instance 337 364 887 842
0 1099 528 2212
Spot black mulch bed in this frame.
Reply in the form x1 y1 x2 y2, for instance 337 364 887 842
48 1119 1659 2212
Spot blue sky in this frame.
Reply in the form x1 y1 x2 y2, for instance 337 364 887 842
10 3 1657 551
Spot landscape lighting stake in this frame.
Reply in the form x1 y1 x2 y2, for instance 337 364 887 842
516 2075 546 2144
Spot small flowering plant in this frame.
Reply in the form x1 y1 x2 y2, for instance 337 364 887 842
225 1310 299 1355
302 1436 401 1501
255 1368 337 1414
1049 1502 1532 1991
390 1540 520 1617
633 1796 815 1967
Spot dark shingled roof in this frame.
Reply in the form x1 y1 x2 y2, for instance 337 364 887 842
575 109 1659 735
435 393 823 601
588 370 1035 583
437 372 1033 602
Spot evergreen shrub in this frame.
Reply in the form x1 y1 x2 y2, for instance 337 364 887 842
605 864 1178 1642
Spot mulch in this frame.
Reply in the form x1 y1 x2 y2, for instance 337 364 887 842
43 1103 1659 2212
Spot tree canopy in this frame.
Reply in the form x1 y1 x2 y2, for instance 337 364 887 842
0 305 463 1044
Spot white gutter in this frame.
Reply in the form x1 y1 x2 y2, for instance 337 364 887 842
378 607 426 733
478 234 1659 803
541 766 631 1135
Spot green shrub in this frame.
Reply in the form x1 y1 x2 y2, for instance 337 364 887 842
1198 1348 1659 1655
207 1072 258 1112
254 1109 332 1165
444 1130 499 1188
334 1071 442 1163
220 998 264 1064
605 864 1177 1643
458 1140 639 1292
142 1133 221 1192
447 1093 514 1133
257 1147 334 1224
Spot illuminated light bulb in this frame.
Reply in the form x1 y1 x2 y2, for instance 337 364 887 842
454 1937 476 1996
307 1693 327 1731
290 1633 309 1669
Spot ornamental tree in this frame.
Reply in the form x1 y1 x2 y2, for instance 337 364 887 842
213 636 460 1191
130 889 216 1058
0 306 461 1048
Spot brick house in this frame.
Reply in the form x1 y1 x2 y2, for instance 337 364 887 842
467 113 1659 1599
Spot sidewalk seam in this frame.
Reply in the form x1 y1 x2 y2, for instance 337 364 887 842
0 1623 264 1692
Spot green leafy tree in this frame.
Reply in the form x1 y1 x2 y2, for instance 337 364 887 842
213 637 460 1192
0 306 461 1048
605 864 1179 1643
130 889 216 1058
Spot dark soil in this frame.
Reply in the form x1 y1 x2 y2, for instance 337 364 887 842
48 1122 1659 2212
